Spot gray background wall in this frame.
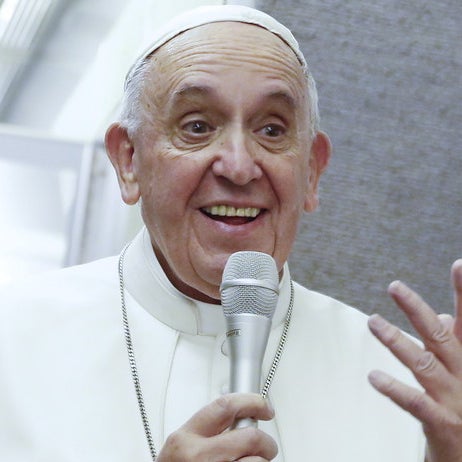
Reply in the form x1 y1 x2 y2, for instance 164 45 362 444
256 0 462 333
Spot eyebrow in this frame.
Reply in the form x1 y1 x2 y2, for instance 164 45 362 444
171 84 298 110
265 90 298 110
173 85 214 100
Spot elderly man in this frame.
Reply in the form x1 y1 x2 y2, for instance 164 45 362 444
1 5 461 462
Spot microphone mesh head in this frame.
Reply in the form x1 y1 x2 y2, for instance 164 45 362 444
220 251 279 319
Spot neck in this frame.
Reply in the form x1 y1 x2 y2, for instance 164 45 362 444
152 245 221 305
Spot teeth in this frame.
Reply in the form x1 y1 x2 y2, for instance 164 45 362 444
204 205 260 218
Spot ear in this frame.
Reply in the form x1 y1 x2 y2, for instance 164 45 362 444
304 131 332 212
105 123 140 205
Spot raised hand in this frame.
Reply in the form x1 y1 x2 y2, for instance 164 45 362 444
368 259 462 462
157 393 278 462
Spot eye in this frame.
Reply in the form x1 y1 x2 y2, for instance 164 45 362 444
260 123 286 138
182 120 213 135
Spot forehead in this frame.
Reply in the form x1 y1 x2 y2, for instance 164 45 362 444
145 22 307 103
158 21 302 66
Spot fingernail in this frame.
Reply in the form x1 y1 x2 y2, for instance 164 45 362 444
388 280 403 294
368 313 387 331
368 370 390 388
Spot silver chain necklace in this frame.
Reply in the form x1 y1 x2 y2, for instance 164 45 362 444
118 242 294 461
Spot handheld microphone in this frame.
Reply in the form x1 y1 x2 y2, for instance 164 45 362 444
220 251 279 429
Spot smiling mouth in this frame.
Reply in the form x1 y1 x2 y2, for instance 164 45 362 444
201 205 262 223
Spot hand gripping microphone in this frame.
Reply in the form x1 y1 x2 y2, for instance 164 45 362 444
220 251 280 429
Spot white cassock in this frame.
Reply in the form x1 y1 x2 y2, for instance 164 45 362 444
0 228 425 461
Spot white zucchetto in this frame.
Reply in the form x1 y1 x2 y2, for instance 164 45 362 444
125 4 308 89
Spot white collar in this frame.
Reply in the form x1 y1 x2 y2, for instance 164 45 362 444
123 228 292 336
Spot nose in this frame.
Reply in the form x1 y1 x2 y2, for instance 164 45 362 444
211 130 263 185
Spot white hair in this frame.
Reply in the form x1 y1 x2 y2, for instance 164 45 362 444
119 58 153 138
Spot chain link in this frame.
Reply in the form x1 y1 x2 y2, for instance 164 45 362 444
119 243 158 461
118 243 294 461
261 279 294 399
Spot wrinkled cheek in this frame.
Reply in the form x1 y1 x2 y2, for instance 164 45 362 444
138 189 174 248
142 208 191 281
273 203 304 264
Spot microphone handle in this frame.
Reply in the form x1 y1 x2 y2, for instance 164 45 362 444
226 314 272 429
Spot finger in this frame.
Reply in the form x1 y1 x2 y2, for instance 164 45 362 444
214 427 278 461
368 314 454 396
438 313 455 331
452 259 462 342
238 458 272 462
388 280 462 375
183 393 274 436
368 369 457 428
160 425 278 462
368 368 462 459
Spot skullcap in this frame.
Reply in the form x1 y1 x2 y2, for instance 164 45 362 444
125 4 307 89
